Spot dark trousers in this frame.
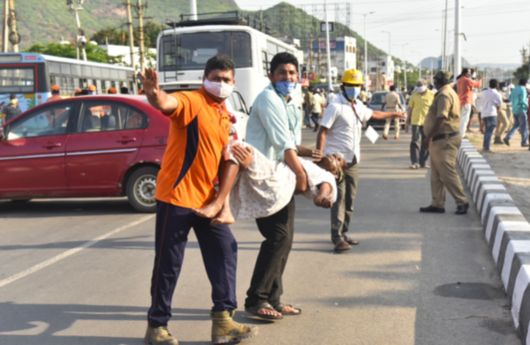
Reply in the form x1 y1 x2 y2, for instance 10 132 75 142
148 201 238 328
311 112 321 129
410 125 429 166
331 158 358 243
245 197 295 309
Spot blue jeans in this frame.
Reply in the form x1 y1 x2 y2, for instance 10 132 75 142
482 116 497 150
505 112 529 146
304 107 312 127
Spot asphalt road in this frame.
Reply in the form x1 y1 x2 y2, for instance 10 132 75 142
0 129 521 345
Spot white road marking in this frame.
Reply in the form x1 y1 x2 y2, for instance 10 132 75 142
0 321 49 335
0 215 155 288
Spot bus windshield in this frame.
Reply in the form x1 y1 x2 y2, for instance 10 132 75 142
0 67 35 93
160 31 252 72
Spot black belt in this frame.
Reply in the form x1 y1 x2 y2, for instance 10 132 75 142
432 132 460 142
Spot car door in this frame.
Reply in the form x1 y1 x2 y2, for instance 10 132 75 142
0 102 75 197
65 100 148 193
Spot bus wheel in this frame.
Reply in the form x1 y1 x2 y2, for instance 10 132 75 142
126 167 158 213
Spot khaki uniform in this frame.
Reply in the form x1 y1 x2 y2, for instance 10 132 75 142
494 101 509 139
383 91 402 137
424 84 468 208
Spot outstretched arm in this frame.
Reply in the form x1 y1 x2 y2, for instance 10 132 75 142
285 149 308 194
371 110 407 121
139 68 179 113
296 145 322 162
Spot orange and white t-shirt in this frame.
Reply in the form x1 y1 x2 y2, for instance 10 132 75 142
155 87 231 208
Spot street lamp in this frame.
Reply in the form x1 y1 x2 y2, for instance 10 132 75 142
353 11 374 88
394 43 408 89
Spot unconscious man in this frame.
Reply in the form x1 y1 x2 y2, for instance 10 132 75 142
192 141 347 225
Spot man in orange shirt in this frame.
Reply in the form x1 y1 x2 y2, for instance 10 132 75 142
456 68 482 137
140 55 258 345
47 85 62 102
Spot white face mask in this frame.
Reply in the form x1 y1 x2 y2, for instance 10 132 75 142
416 86 427 93
204 79 234 99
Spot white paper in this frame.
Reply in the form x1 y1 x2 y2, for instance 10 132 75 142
364 125 379 144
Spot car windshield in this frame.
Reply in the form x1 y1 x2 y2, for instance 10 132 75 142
159 31 252 72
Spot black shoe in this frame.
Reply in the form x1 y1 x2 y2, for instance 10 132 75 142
494 137 504 145
503 138 510 146
313 126 319 132
522 144 529 147
455 203 469 215
420 205 445 213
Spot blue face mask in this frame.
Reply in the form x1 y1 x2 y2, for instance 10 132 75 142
89 91 96 95
344 87 361 100
275 81 297 96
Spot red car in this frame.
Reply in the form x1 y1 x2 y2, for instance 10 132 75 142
0 95 169 213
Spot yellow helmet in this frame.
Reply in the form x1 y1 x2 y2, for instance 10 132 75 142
341 69 364 85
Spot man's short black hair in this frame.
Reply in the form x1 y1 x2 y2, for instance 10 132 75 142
9 94 17 100
520 78 528 86
462 68 470 75
489 79 498 89
120 87 129 94
270 52 299 75
204 54 235 79
390 85 396 91
308 86 314 91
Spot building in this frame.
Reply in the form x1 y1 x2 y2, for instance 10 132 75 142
303 36 356 81
99 45 157 70
363 55 395 91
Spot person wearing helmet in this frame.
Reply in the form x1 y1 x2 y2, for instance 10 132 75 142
108 87 117 94
74 89 82 96
47 85 62 102
88 85 97 95
316 69 406 253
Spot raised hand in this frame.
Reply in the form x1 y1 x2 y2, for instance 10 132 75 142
138 68 160 98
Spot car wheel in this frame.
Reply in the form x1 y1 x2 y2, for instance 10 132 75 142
126 167 159 213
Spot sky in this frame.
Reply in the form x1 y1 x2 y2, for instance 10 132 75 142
235 0 530 68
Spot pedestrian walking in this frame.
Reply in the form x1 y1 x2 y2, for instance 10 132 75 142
316 69 406 253
311 88 325 131
382 85 404 140
504 79 529 147
326 88 338 104
359 86 370 104
2 94 21 123
406 79 434 169
303 86 314 128
493 83 510 145
244 52 309 320
139 54 258 345
47 85 62 102
479 79 502 153
420 71 469 215
456 68 483 137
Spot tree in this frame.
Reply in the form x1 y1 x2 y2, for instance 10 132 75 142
24 42 117 64
90 21 165 49
513 64 529 81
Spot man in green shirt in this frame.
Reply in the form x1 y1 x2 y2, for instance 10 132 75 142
406 79 435 169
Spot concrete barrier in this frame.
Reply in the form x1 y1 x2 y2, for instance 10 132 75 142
458 138 530 343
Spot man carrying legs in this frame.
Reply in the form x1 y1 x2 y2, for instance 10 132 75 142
406 79 434 169
140 55 258 345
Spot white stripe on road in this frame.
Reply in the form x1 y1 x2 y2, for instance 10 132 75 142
0 215 155 288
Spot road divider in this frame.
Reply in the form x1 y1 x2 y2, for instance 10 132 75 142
0 214 155 289
458 139 530 343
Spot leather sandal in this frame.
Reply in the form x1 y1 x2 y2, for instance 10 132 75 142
343 237 359 245
334 239 352 253
245 303 283 321
274 303 302 316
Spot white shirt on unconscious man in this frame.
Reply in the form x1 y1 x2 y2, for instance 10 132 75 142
479 88 502 118
320 93 373 163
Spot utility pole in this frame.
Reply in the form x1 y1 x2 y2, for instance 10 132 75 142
442 0 448 70
8 0 17 52
324 0 332 91
125 0 136 69
137 0 145 72
317 38 322 77
352 12 374 88
3 0 8 52
190 0 197 20
454 0 461 82
309 35 314 72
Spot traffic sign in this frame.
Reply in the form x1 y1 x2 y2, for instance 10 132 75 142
320 22 334 33
308 72 316 80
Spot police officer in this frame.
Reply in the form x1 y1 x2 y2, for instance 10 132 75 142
420 71 469 215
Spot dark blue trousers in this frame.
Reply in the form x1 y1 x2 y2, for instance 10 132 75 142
147 201 238 328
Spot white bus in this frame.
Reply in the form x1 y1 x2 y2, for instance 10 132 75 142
156 21 304 107
0 53 137 113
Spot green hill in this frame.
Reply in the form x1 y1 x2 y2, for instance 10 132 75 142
8 0 402 66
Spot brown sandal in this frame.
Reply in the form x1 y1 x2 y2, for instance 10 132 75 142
343 237 359 245
334 239 351 253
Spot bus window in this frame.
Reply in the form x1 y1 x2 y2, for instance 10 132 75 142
96 80 102 94
71 64 81 76
0 67 35 93
118 70 126 80
262 51 268 76
82 65 92 78
110 69 119 80
60 63 71 75
92 67 102 79
49 62 60 74
266 41 278 55
160 31 252 71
